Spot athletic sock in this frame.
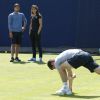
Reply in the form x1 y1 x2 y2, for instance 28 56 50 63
63 82 67 85
63 82 68 88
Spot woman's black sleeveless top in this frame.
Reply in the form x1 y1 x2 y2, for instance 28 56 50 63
31 14 42 33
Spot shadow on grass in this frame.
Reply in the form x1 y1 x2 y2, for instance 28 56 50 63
52 93 100 99
12 60 47 65
12 61 30 64
35 61 47 65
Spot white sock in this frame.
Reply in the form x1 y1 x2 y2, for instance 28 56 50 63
63 82 68 88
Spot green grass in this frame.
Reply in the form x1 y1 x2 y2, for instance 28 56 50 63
0 53 100 100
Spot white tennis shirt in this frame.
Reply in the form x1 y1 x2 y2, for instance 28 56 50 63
55 49 82 70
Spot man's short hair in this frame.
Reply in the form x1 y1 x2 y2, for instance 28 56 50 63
47 60 54 70
14 3 20 8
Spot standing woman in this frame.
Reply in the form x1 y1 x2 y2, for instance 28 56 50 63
28 5 43 62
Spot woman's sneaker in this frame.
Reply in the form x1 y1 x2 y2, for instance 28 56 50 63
38 58 43 63
28 58 36 62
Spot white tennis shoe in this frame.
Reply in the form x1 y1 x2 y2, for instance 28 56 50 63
56 86 72 95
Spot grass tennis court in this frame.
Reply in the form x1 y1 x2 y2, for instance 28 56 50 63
0 53 100 100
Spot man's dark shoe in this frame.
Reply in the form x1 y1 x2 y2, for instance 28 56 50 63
15 57 21 62
10 57 14 62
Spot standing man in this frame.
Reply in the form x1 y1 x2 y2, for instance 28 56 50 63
47 49 100 95
8 3 27 62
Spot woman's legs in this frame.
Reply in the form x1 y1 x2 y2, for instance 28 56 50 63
30 34 36 59
29 33 42 61
37 34 42 59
